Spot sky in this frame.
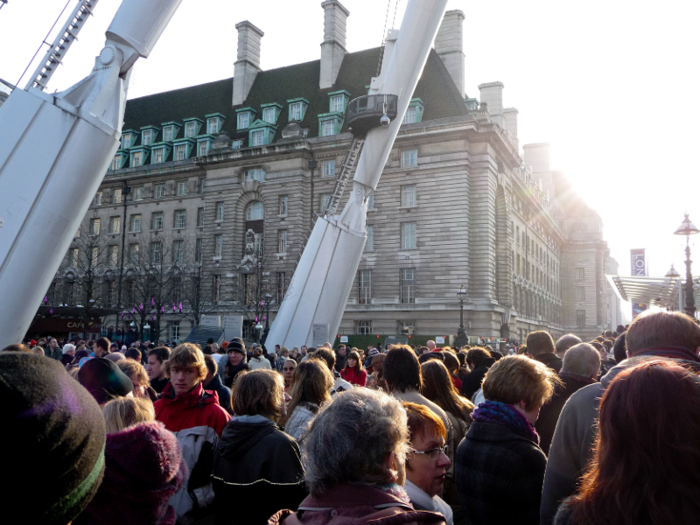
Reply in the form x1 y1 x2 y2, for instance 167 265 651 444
2 0 699 317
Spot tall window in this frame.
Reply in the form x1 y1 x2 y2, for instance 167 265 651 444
132 151 143 167
142 130 152 145
109 216 120 234
111 156 122 170
90 218 100 235
122 135 132 149
262 107 276 123
195 238 203 263
289 102 302 121
170 322 180 342
576 287 585 301
246 202 264 221
163 126 173 141
320 120 335 136
154 183 165 198
198 141 209 157
576 267 585 279
322 160 335 178
151 242 162 264
197 207 205 227
246 168 265 182
278 195 288 215
214 234 223 258
129 214 141 233
237 112 250 129
113 188 122 204
366 225 374 251
330 95 345 112
134 187 143 201
403 106 418 124
401 222 417 249
71 248 79 268
105 246 116 266
277 272 286 303
401 149 418 167
174 210 186 229
367 193 375 211
185 122 196 138
152 212 164 231
93 192 102 206
176 181 188 196
321 194 331 213
213 275 221 303
358 270 372 304
199 178 206 193
173 240 184 263
216 201 225 222
207 118 219 134
401 185 416 207
129 244 139 264
400 268 416 303
278 230 288 253
577 310 586 328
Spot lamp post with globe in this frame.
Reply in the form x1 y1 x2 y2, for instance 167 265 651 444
453 285 469 349
674 214 700 318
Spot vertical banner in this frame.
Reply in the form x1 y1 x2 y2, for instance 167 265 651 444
630 249 648 318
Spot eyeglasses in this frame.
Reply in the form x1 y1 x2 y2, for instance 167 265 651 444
410 445 448 460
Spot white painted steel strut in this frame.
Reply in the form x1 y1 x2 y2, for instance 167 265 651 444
267 0 449 348
0 0 183 348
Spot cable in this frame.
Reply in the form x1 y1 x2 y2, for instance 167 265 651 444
15 0 72 87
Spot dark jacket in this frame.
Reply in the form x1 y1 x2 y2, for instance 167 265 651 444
204 374 233 415
460 364 491 400
535 373 597 455
212 415 306 525
540 351 700 525
150 376 169 394
268 483 445 525
456 418 546 525
76 422 186 525
533 352 562 373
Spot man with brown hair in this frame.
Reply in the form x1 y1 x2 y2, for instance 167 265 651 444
154 343 230 523
526 330 561 373
540 310 700 525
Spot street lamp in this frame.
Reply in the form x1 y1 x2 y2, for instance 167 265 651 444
674 214 700 317
261 293 273 346
453 285 469 349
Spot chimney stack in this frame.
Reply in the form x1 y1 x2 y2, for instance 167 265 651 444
503 107 518 149
523 143 551 173
434 10 465 97
478 81 504 128
233 21 264 106
320 0 349 90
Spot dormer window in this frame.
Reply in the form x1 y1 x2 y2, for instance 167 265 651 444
205 113 225 135
110 152 127 170
287 98 309 122
261 103 282 124
402 98 425 124
175 144 187 161
142 130 152 145
122 130 138 149
236 108 256 130
151 145 171 164
183 118 203 138
161 122 181 142
248 119 276 147
197 140 210 157
328 90 350 113
131 151 143 167
251 130 265 146
172 139 194 161
318 113 344 137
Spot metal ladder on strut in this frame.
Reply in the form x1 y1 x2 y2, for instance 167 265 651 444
26 0 100 91
323 136 365 216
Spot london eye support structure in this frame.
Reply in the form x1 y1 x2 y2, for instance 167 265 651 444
267 0 449 348
0 0 183 348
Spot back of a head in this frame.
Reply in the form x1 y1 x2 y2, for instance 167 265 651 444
1 343 31 353
233 369 284 421
124 348 141 361
556 334 583 356
96 337 110 352
625 310 700 356
204 354 218 376
303 388 409 497
383 345 421 393
102 396 155 433
612 333 627 363
314 347 336 371
148 346 171 364
466 348 492 368
574 360 700 522
291 358 334 406
482 355 559 410
0 352 106 524
561 343 601 379
526 331 556 356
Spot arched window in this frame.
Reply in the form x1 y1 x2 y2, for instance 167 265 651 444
246 201 264 221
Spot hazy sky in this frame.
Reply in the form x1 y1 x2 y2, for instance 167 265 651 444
2 0 698 315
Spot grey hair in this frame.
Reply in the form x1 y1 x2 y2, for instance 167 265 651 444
562 343 601 378
303 388 409 497
556 334 583 356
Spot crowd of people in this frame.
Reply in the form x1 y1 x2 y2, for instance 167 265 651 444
3 309 700 524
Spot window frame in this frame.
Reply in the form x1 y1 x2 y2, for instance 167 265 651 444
401 149 418 168
401 222 417 250
400 184 417 208
176 181 188 196
278 229 288 254
174 210 187 229
400 268 416 304
152 212 164 231
322 159 336 178
129 214 142 233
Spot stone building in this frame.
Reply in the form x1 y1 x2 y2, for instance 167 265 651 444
46 1 619 344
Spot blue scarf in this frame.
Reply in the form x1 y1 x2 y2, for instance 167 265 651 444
471 400 539 444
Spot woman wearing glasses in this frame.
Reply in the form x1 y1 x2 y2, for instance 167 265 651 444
455 355 560 525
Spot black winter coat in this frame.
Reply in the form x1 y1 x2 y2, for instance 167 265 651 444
455 418 546 525
212 416 306 525
460 364 490 400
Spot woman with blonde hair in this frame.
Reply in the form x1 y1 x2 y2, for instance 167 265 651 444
77 397 186 525
282 358 334 441
456 355 560 525
117 358 157 402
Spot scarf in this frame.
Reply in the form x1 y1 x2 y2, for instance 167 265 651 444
635 346 700 363
471 400 539 444
377 483 412 506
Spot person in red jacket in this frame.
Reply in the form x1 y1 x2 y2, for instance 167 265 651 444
340 350 368 387
154 343 230 524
